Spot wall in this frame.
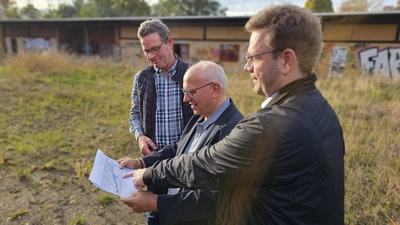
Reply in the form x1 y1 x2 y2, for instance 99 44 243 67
119 39 249 74
318 42 400 78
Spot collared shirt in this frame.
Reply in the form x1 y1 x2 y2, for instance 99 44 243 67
184 98 231 154
153 60 182 149
261 92 278 108
129 59 182 149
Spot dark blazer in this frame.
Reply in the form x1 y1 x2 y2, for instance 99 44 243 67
142 99 243 225
144 74 345 225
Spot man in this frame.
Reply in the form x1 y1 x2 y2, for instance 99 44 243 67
129 18 193 156
119 61 244 225
128 19 193 225
133 5 345 225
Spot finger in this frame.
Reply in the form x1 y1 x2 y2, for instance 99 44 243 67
116 158 125 163
122 172 133 178
135 184 144 190
119 159 130 168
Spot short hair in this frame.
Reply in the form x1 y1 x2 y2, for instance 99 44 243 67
137 19 171 42
245 4 322 75
187 61 227 91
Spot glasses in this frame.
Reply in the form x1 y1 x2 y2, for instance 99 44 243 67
245 49 283 67
181 82 214 99
140 37 167 56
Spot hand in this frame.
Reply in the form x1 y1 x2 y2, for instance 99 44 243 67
120 190 158 212
133 169 146 190
138 135 157 155
117 157 142 169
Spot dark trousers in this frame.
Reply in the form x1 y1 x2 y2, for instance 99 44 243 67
146 184 166 225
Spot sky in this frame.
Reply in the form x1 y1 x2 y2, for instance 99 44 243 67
13 0 399 16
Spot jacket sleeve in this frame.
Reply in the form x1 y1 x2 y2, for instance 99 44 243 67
142 143 177 167
157 189 218 224
143 112 278 189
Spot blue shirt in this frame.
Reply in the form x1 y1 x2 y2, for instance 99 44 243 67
184 98 231 154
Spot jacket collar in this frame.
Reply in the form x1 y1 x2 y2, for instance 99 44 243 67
267 73 317 107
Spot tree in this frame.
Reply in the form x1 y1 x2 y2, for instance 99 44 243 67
151 0 180 16
20 3 41 18
152 0 227 16
339 0 384 12
0 0 20 18
179 0 227 16
304 0 334 13
112 0 150 16
79 0 150 17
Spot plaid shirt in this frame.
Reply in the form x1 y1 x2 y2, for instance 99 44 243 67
129 60 183 149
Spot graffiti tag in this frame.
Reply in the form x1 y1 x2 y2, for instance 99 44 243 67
359 47 400 77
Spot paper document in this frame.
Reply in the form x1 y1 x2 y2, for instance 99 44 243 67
89 149 137 198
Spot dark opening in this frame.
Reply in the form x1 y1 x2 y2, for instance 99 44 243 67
11 38 17 53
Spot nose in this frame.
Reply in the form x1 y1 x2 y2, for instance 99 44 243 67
146 51 156 59
183 93 191 102
244 61 253 72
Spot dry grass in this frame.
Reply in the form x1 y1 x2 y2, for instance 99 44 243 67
0 51 399 224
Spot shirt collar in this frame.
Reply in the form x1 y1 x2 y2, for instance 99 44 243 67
261 92 278 108
198 98 230 128
155 56 178 76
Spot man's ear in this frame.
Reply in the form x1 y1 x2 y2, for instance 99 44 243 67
280 49 296 75
166 36 173 48
211 82 221 98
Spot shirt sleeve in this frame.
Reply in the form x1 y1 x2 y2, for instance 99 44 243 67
129 72 144 140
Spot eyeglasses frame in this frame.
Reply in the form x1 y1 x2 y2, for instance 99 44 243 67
140 37 167 56
181 82 214 99
245 49 284 67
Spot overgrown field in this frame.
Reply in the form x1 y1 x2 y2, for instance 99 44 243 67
0 52 399 224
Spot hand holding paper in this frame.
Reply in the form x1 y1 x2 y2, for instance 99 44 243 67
89 149 137 198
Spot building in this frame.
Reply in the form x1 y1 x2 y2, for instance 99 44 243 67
1 11 400 77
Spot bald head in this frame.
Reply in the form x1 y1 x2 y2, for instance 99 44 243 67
182 61 228 119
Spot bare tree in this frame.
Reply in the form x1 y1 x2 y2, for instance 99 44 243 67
339 0 384 12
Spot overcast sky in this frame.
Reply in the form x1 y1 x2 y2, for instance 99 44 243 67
14 0 399 16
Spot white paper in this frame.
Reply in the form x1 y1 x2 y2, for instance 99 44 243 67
89 149 137 198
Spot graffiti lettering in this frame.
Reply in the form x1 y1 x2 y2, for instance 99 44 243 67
359 47 400 77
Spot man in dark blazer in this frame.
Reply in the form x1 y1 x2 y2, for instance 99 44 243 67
118 60 243 225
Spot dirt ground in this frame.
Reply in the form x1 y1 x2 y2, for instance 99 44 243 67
0 164 147 225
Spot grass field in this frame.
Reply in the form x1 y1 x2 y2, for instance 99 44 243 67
0 51 399 224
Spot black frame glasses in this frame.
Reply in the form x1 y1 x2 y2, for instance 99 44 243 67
140 37 167 56
245 49 283 66
181 82 214 99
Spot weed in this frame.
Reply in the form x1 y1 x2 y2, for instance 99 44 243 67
74 159 92 184
15 167 31 181
7 209 30 221
98 194 117 205
68 214 88 225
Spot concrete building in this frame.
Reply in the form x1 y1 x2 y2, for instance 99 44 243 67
1 12 400 77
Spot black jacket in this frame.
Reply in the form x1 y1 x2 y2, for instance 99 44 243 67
142 99 244 225
144 74 345 225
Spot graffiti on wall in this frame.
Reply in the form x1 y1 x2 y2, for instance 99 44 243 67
24 38 51 51
329 46 348 77
359 47 400 77
191 44 239 63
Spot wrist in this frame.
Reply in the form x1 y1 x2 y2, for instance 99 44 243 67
138 158 145 169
